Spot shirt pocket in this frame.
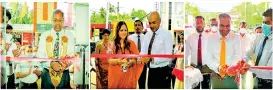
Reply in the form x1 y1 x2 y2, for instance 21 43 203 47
153 40 164 53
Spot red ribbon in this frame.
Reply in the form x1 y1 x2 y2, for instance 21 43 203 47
249 66 273 70
1 56 79 61
172 68 184 82
90 54 184 58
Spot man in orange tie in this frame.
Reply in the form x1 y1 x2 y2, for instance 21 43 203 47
206 13 242 89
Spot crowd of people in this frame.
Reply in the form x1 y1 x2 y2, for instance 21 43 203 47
185 8 272 89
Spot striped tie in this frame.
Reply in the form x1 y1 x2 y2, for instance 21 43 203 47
54 33 59 59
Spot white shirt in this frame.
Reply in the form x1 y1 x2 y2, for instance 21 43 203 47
239 34 252 56
37 28 75 68
37 28 75 58
129 33 144 52
185 32 208 66
206 32 242 74
6 43 17 57
14 61 43 83
5 33 13 42
245 33 272 79
140 27 173 68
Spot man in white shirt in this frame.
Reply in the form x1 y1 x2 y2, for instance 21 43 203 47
206 13 242 89
244 8 272 89
129 20 146 89
238 22 252 56
5 24 20 57
38 9 75 89
185 16 210 89
237 22 253 89
15 46 42 89
37 9 75 69
205 18 218 34
1 7 12 89
141 11 173 89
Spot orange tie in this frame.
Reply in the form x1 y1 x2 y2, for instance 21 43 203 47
220 37 226 77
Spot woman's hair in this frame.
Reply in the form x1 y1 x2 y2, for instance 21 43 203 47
101 29 111 35
114 21 131 54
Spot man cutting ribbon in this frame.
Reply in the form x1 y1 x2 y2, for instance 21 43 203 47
243 8 272 89
37 9 75 89
206 13 242 89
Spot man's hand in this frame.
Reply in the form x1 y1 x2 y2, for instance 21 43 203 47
12 49 21 57
185 66 194 69
226 65 238 76
238 60 249 75
33 70 42 76
218 65 228 78
5 43 11 51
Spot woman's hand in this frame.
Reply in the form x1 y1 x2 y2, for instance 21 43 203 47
141 57 150 64
127 58 136 67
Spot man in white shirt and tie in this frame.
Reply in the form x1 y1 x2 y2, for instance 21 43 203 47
141 11 173 89
37 9 75 69
244 8 272 89
128 20 146 89
37 9 75 89
185 16 210 89
206 13 242 89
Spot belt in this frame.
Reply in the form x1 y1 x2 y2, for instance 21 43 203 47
257 77 272 83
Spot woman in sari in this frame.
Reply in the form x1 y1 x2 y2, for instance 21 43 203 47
108 21 148 89
173 33 184 89
95 29 113 89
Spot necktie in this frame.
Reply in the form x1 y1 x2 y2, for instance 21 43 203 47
197 34 202 67
147 32 156 68
255 36 268 66
253 36 268 78
137 34 141 52
220 36 226 77
54 33 60 59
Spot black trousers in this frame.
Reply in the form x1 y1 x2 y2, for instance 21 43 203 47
148 66 171 89
138 64 147 89
21 82 38 89
255 77 272 89
193 74 211 89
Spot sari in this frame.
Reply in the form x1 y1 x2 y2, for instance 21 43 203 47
95 41 113 89
108 39 144 89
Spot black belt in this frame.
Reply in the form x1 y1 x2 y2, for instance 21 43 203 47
257 77 272 83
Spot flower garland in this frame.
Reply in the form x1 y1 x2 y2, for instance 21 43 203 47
46 34 68 59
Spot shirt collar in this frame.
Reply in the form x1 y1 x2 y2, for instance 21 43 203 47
51 28 64 36
154 27 162 35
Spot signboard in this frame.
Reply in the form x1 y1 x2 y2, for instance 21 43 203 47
37 24 52 32
22 32 33 45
